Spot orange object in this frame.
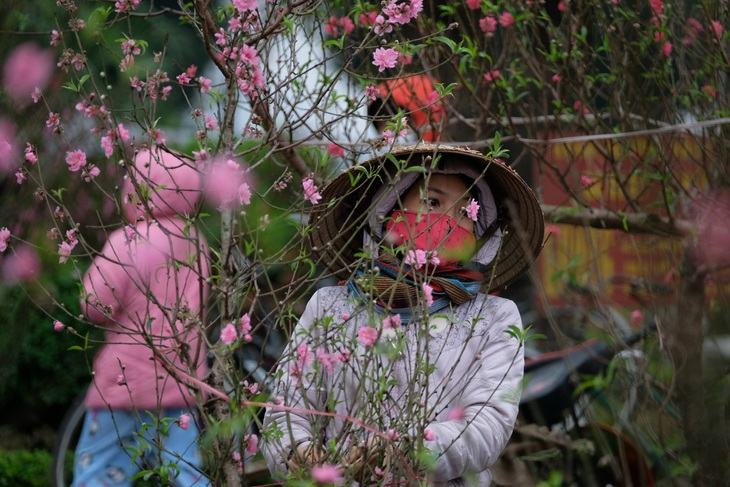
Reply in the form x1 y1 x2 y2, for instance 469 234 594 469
377 74 446 142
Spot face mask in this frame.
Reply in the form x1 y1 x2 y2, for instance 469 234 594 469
384 210 477 264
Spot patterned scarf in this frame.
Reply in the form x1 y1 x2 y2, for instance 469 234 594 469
347 253 485 323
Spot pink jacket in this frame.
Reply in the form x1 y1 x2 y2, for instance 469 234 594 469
81 149 209 411
262 286 524 486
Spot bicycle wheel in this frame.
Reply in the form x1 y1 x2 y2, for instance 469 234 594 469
50 392 86 487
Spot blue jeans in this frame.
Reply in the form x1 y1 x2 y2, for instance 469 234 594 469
72 408 210 486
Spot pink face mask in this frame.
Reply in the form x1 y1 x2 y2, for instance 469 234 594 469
384 210 477 263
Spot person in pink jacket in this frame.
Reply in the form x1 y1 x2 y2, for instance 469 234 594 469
73 148 211 486
262 144 544 485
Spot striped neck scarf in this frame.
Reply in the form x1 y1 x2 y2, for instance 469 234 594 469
347 253 485 323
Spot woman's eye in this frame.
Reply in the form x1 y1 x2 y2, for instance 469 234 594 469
423 198 439 208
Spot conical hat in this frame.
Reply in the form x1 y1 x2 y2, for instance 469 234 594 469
308 143 545 293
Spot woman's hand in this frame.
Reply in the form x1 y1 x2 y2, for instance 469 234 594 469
287 443 326 471
344 437 393 483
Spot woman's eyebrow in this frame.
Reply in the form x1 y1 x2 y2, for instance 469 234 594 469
426 185 471 201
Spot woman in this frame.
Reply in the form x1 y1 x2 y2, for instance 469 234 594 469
263 143 544 485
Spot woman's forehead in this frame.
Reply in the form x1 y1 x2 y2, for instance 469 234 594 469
408 173 472 196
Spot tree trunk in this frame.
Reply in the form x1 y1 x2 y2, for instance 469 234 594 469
668 254 729 485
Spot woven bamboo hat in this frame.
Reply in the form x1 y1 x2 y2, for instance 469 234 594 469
308 143 544 293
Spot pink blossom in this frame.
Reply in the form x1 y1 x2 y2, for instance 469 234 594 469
65 150 87 172
233 0 257 12
310 464 343 484
31 87 42 103
46 112 60 128
365 84 381 101
630 309 644 327
687 18 703 35
423 429 435 441
66 229 78 246
650 0 664 16
297 343 313 366
483 70 500 84
545 223 561 237
498 12 515 28
50 30 62 46
341 313 349 320
710 20 723 39
1 244 40 283
373 15 393 35
54 320 65 332
161 85 172 101
429 251 440 266
58 241 72 263
464 199 480 221
179 413 191 430
316 348 338 374
24 143 37 164
337 349 351 362
383 129 395 145
328 143 345 158
204 114 219 131
302 177 322 204
116 374 126 386
244 433 259 455
358 326 378 347
552 73 562 83
240 313 252 335
111 123 130 142
0 227 12 252
124 225 136 243
204 159 244 208
324 17 340 37
580 175 594 187
15 170 25 185
382 314 402 329
387 428 400 440
360 11 378 26
372 47 398 72
382 0 423 24
150 128 166 145
422 282 434 306
661 41 672 57
573 100 590 115
2 43 54 107
100 135 114 158
199 76 212 93
115 0 141 13
340 17 355 34
220 322 238 345
466 0 481 9
479 15 497 35
446 405 465 421
398 51 413 65
193 149 208 164
242 380 258 395
405 249 428 269
121 39 141 56
238 181 252 205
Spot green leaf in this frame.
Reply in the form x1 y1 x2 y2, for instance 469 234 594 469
433 36 459 53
